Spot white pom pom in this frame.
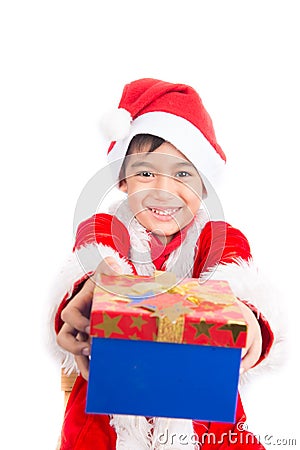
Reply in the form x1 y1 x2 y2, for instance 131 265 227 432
100 108 132 141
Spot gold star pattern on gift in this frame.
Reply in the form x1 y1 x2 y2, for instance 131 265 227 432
191 319 214 338
219 322 247 343
94 313 123 338
129 332 139 340
130 315 147 331
151 301 194 323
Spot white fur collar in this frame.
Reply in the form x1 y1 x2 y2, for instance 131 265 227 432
108 199 205 449
109 198 208 279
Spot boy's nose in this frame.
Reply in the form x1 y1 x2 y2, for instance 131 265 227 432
152 174 178 200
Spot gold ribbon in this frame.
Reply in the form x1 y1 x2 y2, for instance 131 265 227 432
156 315 185 343
168 283 235 306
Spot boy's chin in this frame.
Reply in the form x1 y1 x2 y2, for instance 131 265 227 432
151 233 175 245
134 211 194 243
148 225 186 244
140 220 179 239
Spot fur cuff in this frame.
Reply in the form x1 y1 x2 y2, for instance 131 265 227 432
202 258 287 380
47 244 134 373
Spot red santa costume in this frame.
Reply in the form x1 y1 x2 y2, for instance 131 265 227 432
50 79 284 450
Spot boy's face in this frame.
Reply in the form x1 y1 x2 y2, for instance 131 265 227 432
120 142 203 244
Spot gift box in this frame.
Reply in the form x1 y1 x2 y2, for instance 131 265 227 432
86 272 247 423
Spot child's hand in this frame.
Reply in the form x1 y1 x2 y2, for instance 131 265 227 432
237 300 262 373
56 257 122 380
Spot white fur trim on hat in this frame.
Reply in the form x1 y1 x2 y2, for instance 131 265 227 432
101 108 132 141
107 111 225 195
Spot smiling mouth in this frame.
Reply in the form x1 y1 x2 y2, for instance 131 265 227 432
147 207 182 217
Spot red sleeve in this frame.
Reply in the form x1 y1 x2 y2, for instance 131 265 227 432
192 221 252 277
74 213 130 257
242 300 274 366
54 276 89 335
55 213 132 334
193 221 274 365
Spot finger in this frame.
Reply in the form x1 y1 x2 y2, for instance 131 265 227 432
61 306 90 335
241 347 247 358
61 283 94 333
104 256 123 273
99 257 123 275
77 331 90 343
75 355 90 381
57 324 90 356
240 338 262 372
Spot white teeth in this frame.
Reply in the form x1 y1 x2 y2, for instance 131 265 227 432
150 208 179 216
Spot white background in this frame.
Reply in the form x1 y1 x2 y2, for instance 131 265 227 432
1 1 299 448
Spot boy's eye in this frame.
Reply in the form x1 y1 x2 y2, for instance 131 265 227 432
137 171 154 177
175 171 191 178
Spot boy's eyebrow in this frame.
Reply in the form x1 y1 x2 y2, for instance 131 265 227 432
173 161 195 169
128 160 195 170
128 161 157 169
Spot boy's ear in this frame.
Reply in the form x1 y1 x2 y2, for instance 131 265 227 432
119 180 127 193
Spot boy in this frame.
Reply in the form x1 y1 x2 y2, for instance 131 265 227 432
53 78 282 449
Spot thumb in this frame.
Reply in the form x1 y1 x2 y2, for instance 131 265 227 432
240 339 261 373
100 256 123 276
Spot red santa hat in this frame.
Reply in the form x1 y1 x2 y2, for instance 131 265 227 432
101 78 226 196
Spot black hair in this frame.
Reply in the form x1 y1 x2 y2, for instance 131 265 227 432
119 134 165 184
